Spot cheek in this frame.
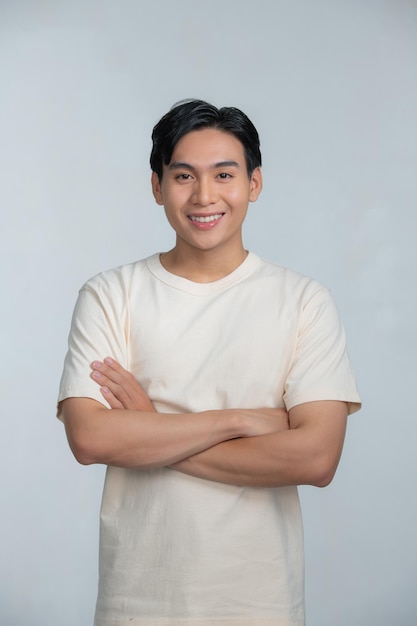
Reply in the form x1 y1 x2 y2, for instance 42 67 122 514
227 187 250 206
163 211 183 235
164 187 190 206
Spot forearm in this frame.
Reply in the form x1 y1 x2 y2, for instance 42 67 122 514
171 401 348 488
170 431 322 487
62 398 247 469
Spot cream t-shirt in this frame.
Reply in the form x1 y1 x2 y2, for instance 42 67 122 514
58 252 361 626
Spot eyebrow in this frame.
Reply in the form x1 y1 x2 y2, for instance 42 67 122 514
167 160 240 171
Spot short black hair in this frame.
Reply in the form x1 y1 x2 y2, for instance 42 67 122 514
150 99 262 179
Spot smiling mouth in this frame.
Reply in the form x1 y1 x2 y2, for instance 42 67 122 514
188 213 224 223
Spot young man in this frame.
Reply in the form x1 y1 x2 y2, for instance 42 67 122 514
58 100 361 626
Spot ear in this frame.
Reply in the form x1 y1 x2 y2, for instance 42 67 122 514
249 167 263 202
151 172 164 205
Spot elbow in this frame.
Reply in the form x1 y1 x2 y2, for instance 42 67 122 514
68 435 99 466
312 469 335 489
309 455 339 488
65 423 102 466
62 399 108 466
73 448 97 467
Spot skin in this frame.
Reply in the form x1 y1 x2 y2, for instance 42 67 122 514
85 359 347 487
61 128 348 487
151 127 263 282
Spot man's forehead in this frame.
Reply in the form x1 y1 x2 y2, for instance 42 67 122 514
167 160 241 172
168 128 246 166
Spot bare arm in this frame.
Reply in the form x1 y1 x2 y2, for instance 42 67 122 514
82 359 346 488
171 400 348 488
61 359 288 469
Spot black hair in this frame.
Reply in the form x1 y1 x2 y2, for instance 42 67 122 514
150 99 262 179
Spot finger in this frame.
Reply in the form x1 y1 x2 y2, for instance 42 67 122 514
102 357 136 383
92 359 138 397
90 363 155 412
91 359 126 385
91 361 131 392
91 369 132 405
91 358 156 412
91 360 144 397
103 357 127 374
100 386 125 410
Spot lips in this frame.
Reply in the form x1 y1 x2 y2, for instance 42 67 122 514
188 213 224 223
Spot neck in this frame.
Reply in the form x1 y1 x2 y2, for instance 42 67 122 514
160 245 248 283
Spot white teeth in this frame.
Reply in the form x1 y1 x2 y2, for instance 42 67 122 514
190 213 223 223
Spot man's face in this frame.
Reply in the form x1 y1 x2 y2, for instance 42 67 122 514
152 128 262 258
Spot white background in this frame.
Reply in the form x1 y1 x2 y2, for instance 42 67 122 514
1 1 416 624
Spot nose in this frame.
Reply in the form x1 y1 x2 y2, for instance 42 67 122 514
191 177 217 206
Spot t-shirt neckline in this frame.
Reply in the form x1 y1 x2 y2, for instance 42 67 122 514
146 251 260 295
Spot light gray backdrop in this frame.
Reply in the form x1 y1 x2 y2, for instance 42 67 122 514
1 1 416 624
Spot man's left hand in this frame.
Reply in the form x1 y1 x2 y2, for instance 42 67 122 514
90 358 156 412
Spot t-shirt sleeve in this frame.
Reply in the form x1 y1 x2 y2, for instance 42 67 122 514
283 283 361 415
57 274 129 420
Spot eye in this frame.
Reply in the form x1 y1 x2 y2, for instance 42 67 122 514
218 172 232 179
176 173 193 181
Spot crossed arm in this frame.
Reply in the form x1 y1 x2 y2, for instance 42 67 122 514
61 359 348 488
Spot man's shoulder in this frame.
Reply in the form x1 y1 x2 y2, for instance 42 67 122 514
80 254 157 294
254 254 325 295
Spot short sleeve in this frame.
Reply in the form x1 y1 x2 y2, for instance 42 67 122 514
57 273 130 419
283 284 361 415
